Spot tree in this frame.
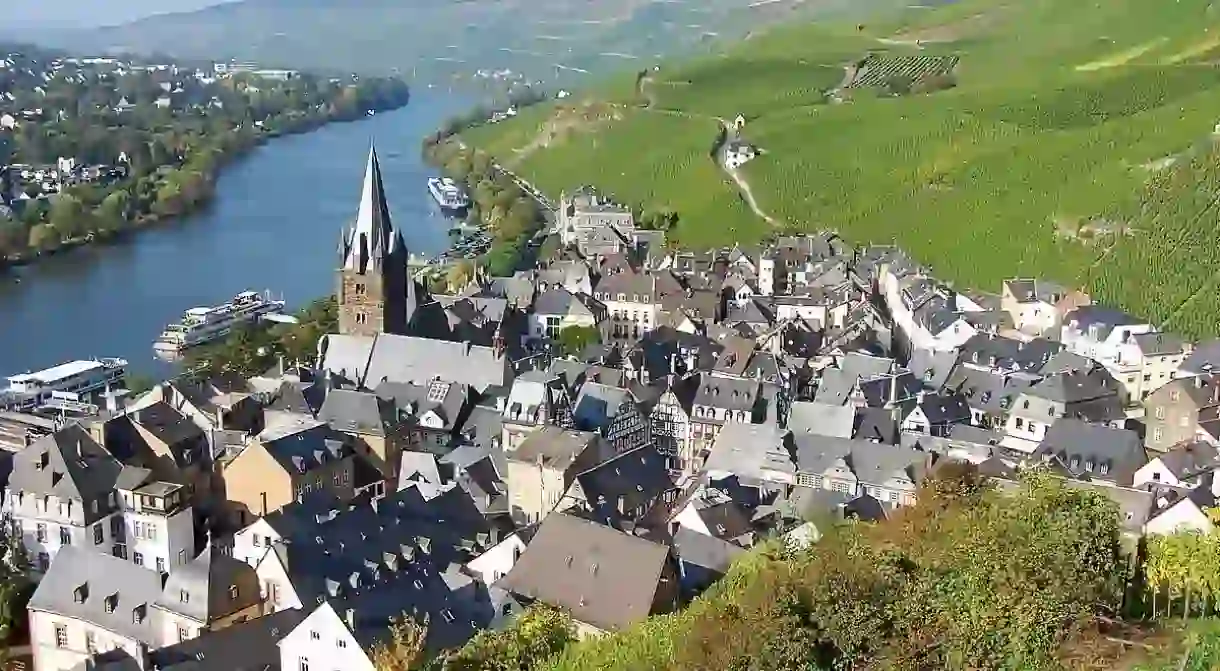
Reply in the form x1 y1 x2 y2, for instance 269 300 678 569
0 514 31 644
444 604 575 671
27 222 57 251
557 324 600 356
370 613 429 671
48 194 90 239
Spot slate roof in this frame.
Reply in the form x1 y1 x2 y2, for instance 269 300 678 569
787 401 855 439
573 445 676 528
1004 278 1068 304
959 334 1063 374
510 426 604 472
262 486 497 651
1181 340 1220 376
1064 305 1145 340
149 607 306 671
318 389 392 436
154 546 262 623
128 401 209 467
1155 441 1220 480
10 425 121 523
908 348 958 390
916 393 972 426
703 422 794 483
694 375 760 415
320 333 512 393
29 545 163 644
1032 419 1146 485
853 408 900 443
572 382 633 433
672 527 745 574
376 380 469 432
1131 332 1190 357
257 419 351 475
499 512 671 632
534 288 595 319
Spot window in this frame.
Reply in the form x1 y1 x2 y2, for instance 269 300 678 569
1171 390 1181 402
85 631 96 654
1181 415 1192 428
35 523 46 543
1154 428 1164 442
180 590 189 603
299 657 309 671
310 630 321 640
355 312 367 325
1156 407 1166 420
91 500 98 515
147 526 156 541
229 585 239 600
133 552 143 567
337 639 347 648
93 524 103 545
355 283 366 295
178 627 189 642
1015 418 1024 429
54 624 67 648
156 557 165 573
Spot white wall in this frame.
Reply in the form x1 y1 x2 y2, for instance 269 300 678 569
280 603 376 671
465 533 527 584
30 609 145 671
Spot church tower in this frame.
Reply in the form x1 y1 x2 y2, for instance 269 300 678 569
336 144 416 336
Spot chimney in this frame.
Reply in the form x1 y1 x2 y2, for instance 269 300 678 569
344 608 356 630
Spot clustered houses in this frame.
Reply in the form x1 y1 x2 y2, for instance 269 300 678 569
15 153 1220 670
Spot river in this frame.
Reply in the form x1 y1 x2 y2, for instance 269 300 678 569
0 91 478 379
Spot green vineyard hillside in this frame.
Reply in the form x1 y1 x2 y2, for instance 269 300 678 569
461 0 1220 338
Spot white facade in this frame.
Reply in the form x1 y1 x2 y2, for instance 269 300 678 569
29 608 150 671
465 532 527 584
1103 336 1190 403
1145 498 1214 535
255 543 301 613
757 256 775 296
880 271 977 353
233 517 285 567
1059 318 1153 366
3 490 118 573
280 602 376 671
117 486 196 575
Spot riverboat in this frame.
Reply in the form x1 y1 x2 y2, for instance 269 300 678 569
0 358 127 410
154 290 286 353
428 177 471 215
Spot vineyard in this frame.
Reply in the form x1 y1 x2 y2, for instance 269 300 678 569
844 54 960 90
462 0 1220 338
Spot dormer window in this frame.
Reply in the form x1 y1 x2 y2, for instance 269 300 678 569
179 590 189 604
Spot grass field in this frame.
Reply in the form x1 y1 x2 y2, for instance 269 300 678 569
461 0 1220 338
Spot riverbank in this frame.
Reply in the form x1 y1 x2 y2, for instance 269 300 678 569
420 125 548 282
1 79 410 270
0 94 474 378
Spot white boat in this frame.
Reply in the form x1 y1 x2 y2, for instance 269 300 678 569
428 177 471 212
0 358 128 410
154 290 286 353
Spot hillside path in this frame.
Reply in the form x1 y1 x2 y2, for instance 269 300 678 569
637 72 782 226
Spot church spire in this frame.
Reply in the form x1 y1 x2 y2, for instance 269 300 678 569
341 143 396 273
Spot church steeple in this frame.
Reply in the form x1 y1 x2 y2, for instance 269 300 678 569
340 144 396 274
335 143 411 337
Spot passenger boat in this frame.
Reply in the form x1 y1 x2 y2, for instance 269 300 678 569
154 290 286 353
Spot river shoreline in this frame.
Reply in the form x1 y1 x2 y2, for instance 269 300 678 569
0 97 411 272
0 93 475 378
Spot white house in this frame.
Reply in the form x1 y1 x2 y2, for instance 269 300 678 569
1059 306 1153 365
28 546 163 671
1103 331 1192 404
3 426 193 575
279 602 375 671
528 288 602 342
464 531 529 584
881 271 977 354
1144 490 1216 535
724 142 757 170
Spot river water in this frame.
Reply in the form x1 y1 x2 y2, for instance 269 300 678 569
0 92 477 379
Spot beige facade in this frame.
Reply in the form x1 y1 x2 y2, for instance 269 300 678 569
219 441 355 524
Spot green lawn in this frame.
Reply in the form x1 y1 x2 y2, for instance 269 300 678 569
461 0 1220 337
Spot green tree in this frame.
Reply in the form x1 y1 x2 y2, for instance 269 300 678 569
444 604 575 671
48 194 90 239
0 514 31 644
27 222 57 250
557 324 600 356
